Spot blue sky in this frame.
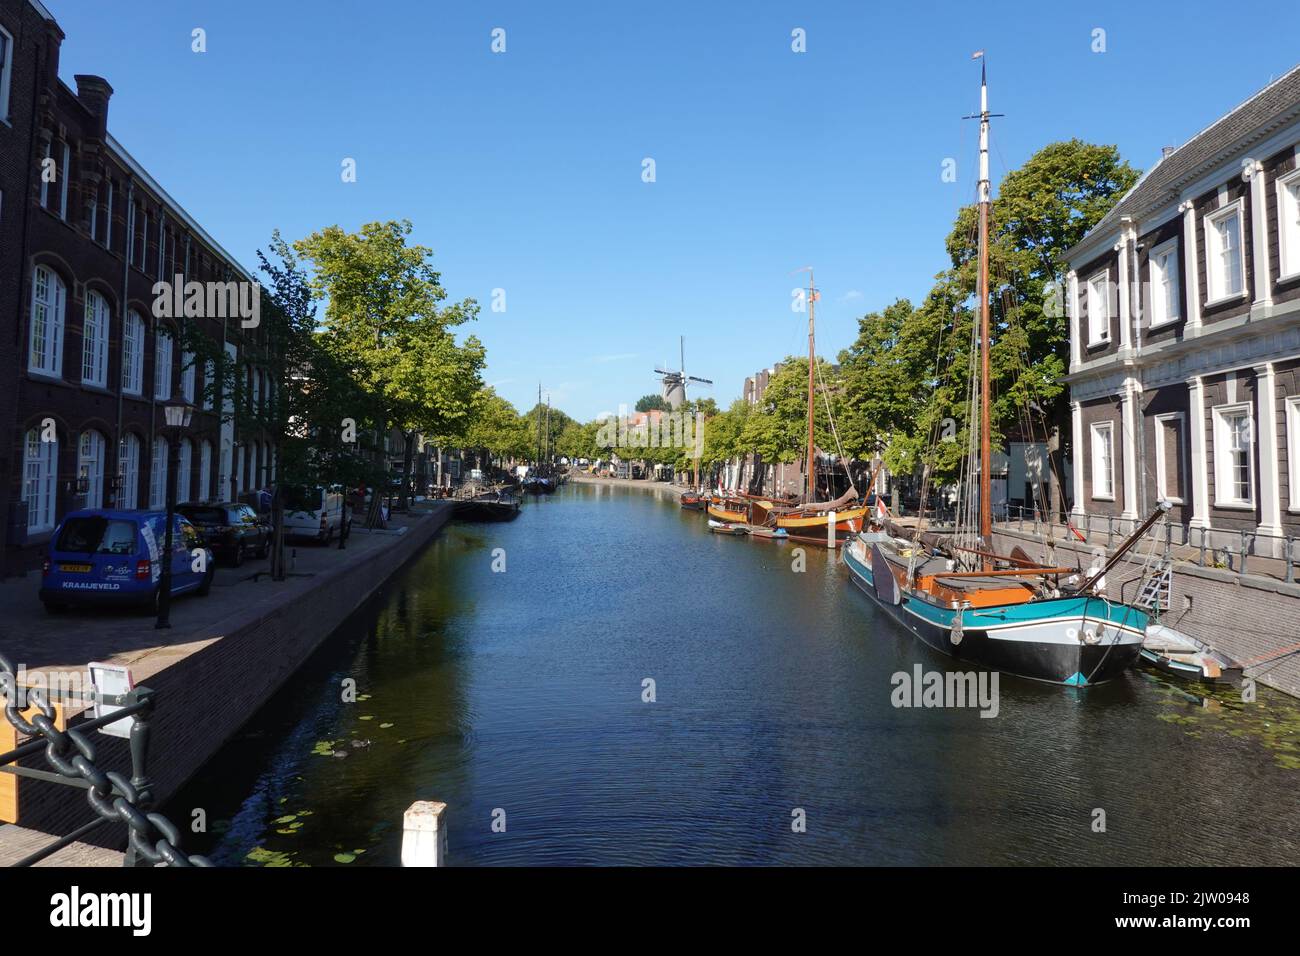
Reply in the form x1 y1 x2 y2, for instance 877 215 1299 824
51 0 1300 420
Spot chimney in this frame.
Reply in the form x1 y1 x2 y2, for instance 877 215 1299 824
75 75 114 139
42 19 65 93
1161 145 1176 159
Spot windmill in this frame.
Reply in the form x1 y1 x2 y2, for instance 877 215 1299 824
654 337 712 409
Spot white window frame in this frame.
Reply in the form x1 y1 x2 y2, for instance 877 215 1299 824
1286 396 1300 513
79 429 105 510
122 310 144 395
1277 168 1300 283
1153 412 1186 504
28 265 65 377
1203 200 1247 306
1147 237 1181 329
1212 402 1255 509
1086 271 1111 346
0 25 14 124
23 428 58 533
198 440 212 501
177 438 193 504
118 434 140 510
202 358 215 411
1090 421 1115 500
82 290 110 387
154 327 173 400
149 436 169 510
181 349 196 403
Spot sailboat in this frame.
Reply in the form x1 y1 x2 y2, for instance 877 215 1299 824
765 269 869 545
840 56 1158 686
522 385 557 495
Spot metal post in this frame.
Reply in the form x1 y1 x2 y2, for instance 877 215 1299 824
1287 537 1295 584
1107 515 1114 550
1199 527 1207 566
337 492 347 550
155 439 180 629
124 689 156 867
1240 530 1249 579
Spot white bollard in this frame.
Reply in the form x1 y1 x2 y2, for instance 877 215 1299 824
401 800 448 867
827 510 837 550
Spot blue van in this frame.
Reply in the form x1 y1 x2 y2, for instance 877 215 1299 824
39 509 216 614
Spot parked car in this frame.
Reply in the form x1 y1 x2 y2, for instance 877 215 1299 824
177 502 270 566
40 509 215 614
282 485 347 543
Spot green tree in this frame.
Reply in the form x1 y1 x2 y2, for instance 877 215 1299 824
464 387 531 465
635 394 669 412
293 220 486 504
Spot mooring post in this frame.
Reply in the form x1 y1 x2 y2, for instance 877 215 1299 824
827 511 837 550
402 800 448 867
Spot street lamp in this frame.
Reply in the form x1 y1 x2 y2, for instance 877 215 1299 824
155 390 195 630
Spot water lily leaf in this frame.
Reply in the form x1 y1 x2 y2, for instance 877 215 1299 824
334 852 356 864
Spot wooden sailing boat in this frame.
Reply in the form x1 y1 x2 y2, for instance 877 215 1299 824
840 55 1159 685
767 269 868 545
522 384 556 494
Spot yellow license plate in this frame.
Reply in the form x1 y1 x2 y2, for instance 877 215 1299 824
60 563 92 573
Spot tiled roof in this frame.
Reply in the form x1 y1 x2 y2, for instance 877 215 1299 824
1088 64 1300 239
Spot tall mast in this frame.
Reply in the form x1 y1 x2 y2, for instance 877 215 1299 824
535 383 543 471
545 395 551 474
976 55 993 568
806 269 816 503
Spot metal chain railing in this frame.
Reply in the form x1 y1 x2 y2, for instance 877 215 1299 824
0 652 210 867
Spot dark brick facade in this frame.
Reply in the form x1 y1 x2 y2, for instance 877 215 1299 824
2 0 275 576
1067 68 1300 556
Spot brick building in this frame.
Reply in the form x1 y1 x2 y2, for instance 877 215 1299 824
1 0 275 575
1065 65 1300 557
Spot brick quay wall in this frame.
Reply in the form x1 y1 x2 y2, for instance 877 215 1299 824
11 504 455 846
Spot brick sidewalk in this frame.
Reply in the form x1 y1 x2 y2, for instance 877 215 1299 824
0 509 439 683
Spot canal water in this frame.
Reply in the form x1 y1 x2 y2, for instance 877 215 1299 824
170 481 1300 866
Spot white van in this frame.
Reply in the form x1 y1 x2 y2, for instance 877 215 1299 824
282 485 346 543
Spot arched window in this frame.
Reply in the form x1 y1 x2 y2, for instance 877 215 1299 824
178 438 193 503
82 290 110 386
153 328 173 400
202 358 215 411
199 440 212 501
23 427 58 532
149 436 169 509
181 349 196 403
122 310 145 395
118 434 141 509
79 429 106 509
29 266 66 376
